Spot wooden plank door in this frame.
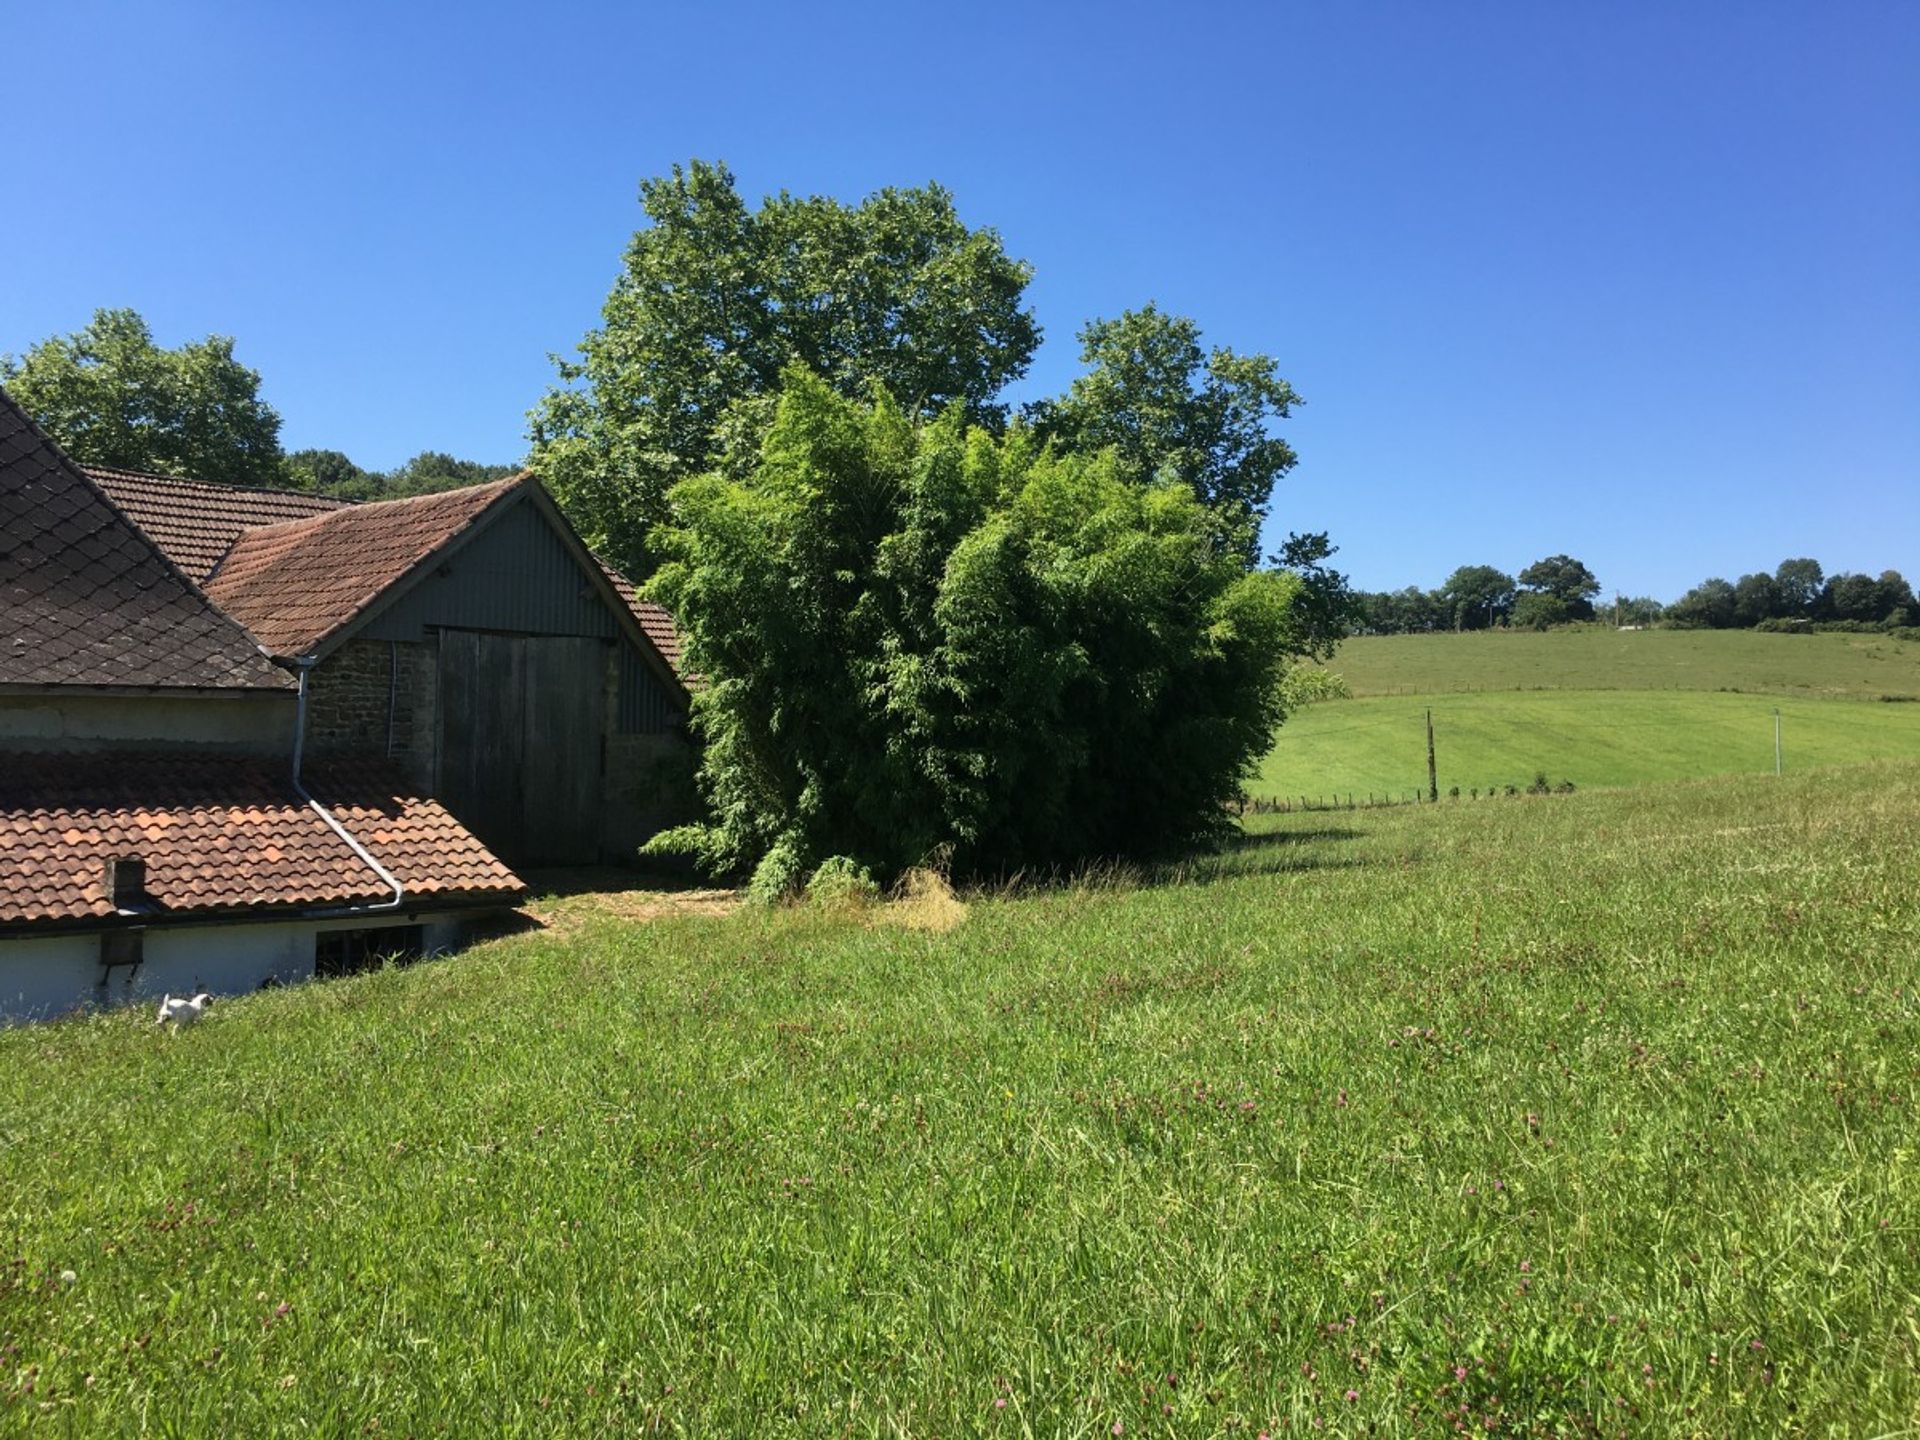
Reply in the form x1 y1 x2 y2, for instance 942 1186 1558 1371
517 636 606 865
436 631 606 867
437 630 526 860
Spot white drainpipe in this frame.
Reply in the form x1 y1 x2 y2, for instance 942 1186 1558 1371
292 657 405 915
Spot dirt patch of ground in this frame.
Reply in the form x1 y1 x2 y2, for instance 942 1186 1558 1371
516 869 739 933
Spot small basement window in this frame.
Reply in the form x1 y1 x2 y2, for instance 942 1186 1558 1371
316 925 423 979
99 930 144 974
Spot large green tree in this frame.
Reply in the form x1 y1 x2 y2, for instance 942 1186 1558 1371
1439 564 1516 630
645 370 1305 893
2 308 285 486
530 160 1041 576
1773 558 1824 616
1732 571 1781 627
1029 304 1300 564
1820 572 1883 623
1667 577 1738 629
1517 554 1601 621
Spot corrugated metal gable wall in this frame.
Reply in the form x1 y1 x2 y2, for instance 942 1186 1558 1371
359 498 618 642
617 648 676 734
356 495 678 734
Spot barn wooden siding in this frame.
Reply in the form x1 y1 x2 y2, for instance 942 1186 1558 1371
360 499 619 645
617 649 677 734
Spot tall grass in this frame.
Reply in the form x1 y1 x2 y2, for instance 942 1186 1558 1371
2 765 1917 1434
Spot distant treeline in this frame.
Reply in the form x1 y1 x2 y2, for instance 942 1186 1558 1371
1355 556 1915 635
1 308 518 502
281 448 518 502
1666 561 1912 630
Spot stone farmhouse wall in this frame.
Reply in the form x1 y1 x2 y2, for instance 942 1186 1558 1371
305 639 438 793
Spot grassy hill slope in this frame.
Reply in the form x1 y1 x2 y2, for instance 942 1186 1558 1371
1256 688 1920 799
3 765 1918 1433
1326 626 1920 699
1256 628 1920 799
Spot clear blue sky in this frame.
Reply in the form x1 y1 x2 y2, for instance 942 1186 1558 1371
6 1 1916 599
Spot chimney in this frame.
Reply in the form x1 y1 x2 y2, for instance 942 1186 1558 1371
104 855 146 911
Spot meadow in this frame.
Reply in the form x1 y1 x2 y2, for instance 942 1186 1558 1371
1257 629 1920 802
1320 627 1920 700
3 763 1918 1434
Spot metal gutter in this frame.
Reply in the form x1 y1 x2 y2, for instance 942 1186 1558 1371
290 657 405 917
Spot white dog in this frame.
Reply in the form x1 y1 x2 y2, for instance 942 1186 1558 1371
155 992 213 1029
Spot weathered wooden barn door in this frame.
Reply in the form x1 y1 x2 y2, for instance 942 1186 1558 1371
437 630 525 858
517 637 606 865
436 630 606 867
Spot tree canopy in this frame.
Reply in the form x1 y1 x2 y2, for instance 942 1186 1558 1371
1773 558 1824 615
2 308 285 487
1516 554 1601 620
530 160 1041 576
283 448 519 501
532 163 1308 580
4 308 515 500
1667 558 1912 630
645 370 1307 894
1027 305 1300 563
1439 565 1516 630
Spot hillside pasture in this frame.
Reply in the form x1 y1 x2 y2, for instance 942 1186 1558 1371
1255 688 1920 801
1325 626 1920 699
2 766 1918 1433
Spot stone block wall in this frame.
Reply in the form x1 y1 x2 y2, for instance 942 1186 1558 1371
306 639 437 792
602 732 697 860
599 641 696 860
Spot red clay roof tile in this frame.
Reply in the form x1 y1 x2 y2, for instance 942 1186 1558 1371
85 466 347 581
596 559 685 681
203 478 525 658
0 752 523 928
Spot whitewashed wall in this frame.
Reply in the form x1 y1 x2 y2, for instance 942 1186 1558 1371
0 913 479 1023
0 693 294 752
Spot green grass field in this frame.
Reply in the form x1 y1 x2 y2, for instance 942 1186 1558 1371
4 765 1919 1434
1323 627 1920 699
1256 689 1920 801
1256 628 1920 801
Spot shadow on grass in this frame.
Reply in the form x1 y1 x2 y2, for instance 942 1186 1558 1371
1161 850 1380 888
462 908 549 942
1229 826 1364 849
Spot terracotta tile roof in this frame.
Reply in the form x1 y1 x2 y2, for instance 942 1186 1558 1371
0 752 523 929
85 465 347 581
597 559 685 682
203 477 525 658
0 389 292 693
76 455 687 691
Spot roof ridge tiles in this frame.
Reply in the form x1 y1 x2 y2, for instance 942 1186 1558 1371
79 463 356 505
